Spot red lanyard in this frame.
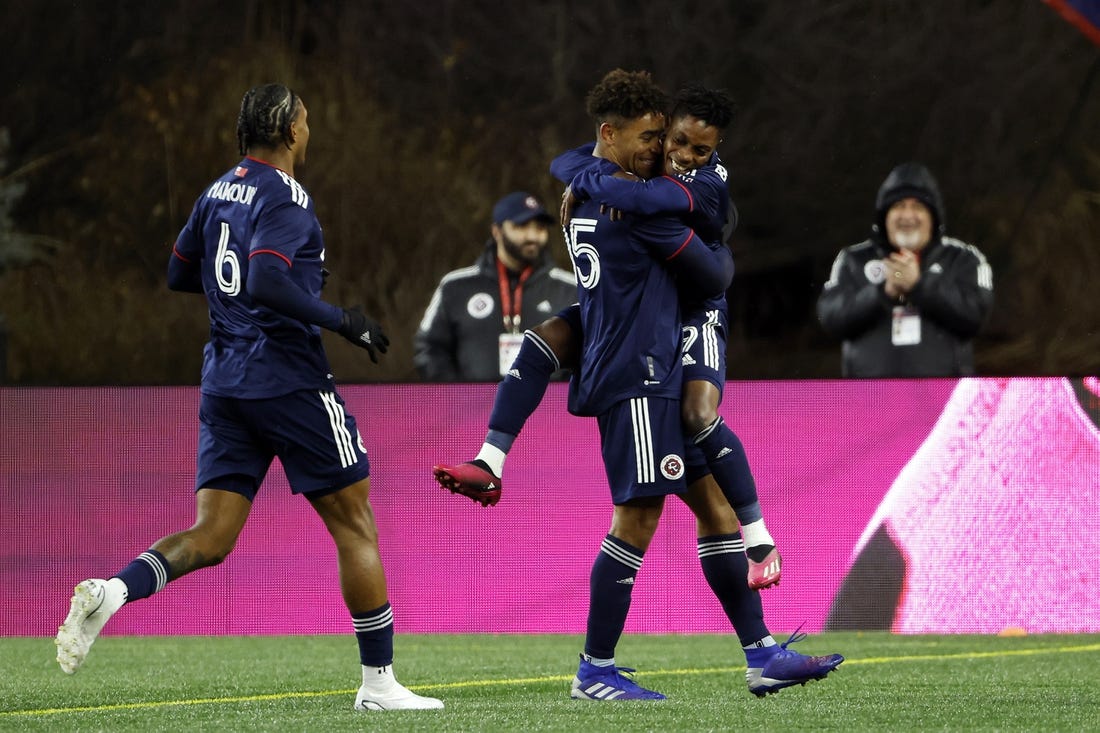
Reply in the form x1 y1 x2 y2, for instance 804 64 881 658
497 258 533 334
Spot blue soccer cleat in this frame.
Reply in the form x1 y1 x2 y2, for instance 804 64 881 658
570 655 667 701
746 627 844 697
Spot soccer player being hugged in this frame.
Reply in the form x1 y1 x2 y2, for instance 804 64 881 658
436 86 782 591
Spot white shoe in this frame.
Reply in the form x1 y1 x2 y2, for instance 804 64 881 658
354 672 443 711
55 578 126 674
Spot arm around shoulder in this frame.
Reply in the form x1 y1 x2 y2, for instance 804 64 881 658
635 216 733 297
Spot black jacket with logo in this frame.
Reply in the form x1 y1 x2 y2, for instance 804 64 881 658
414 241 577 381
817 164 994 377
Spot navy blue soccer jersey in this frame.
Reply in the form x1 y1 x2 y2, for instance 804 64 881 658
171 157 339 398
553 152 733 417
571 151 734 317
571 151 730 244
550 144 599 187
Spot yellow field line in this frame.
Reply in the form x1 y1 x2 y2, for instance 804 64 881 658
435 641 1100 690
4 642 1099 718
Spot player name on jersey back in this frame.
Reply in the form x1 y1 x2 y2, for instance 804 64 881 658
206 181 258 205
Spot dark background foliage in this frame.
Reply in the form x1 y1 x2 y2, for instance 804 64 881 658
1 0 1098 384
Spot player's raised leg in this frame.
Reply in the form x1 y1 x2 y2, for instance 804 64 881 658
682 377 781 589
55 487 251 673
434 311 580 505
55 578 128 674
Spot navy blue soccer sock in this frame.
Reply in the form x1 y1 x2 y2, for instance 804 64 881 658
484 331 559 450
353 603 395 667
114 549 171 602
692 417 764 525
584 535 644 660
697 533 770 646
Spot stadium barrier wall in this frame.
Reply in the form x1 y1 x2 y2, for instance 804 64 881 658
2 378 1097 637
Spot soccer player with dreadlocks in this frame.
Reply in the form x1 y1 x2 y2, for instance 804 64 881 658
54 83 441 712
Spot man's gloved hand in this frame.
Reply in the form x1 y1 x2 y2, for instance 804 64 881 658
338 306 390 363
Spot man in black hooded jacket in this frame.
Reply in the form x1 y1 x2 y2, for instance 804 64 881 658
817 162 993 377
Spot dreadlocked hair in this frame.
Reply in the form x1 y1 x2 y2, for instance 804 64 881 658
670 83 734 132
236 83 300 155
584 69 668 128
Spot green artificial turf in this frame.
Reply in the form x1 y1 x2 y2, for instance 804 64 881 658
2 632 1098 731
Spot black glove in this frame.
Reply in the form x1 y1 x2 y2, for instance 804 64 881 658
338 306 390 363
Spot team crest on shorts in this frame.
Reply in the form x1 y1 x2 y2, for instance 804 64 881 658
660 454 685 480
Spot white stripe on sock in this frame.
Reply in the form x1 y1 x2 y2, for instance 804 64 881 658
138 552 168 592
600 537 643 570
353 607 394 633
697 538 746 558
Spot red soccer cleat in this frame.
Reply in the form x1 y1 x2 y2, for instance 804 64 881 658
747 546 782 590
432 460 502 507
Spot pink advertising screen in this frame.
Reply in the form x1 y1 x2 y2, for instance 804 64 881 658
3 378 1098 636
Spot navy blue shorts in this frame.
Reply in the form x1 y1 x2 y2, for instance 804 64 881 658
681 305 727 395
596 396 687 504
196 389 371 501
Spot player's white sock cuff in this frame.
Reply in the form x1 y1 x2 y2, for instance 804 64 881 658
744 635 777 650
475 444 507 477
741 519 774 549
104 577 129 614
362 664 396 689
583 654 616 668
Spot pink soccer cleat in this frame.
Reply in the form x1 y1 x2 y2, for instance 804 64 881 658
748 546 782 590
432 460 502 507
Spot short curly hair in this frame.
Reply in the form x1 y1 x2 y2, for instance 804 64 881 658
670 83 734 132
584 69 668 128
236 83 301 155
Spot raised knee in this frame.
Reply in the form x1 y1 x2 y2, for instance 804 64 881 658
681 403 717 437
532 317 579 369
